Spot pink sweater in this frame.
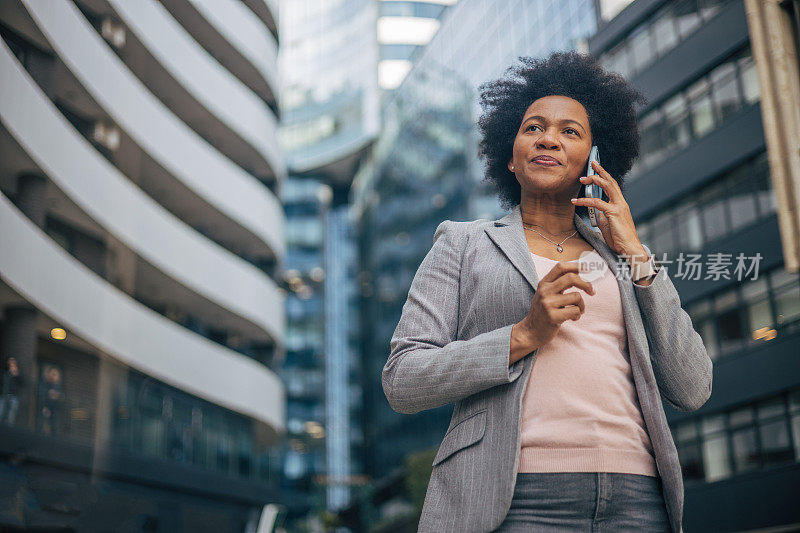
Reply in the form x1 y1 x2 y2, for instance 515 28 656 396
518 250 658 477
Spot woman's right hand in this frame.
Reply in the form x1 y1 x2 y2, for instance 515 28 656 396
510 262 595 365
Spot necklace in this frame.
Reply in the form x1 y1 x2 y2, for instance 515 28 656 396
522 223 578 253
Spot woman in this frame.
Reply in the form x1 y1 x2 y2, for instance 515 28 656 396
382 51 712 533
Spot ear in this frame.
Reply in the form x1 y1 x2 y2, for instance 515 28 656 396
507 159 514 173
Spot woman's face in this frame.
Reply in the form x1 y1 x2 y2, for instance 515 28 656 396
508 95 592 198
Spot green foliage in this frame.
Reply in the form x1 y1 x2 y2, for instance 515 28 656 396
403 447 437 514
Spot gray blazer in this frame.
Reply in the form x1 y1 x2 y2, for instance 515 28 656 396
383 203 712 533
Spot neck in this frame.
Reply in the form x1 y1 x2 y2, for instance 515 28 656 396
520 192 577 235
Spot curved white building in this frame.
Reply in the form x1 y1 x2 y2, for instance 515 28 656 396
0 0 286 530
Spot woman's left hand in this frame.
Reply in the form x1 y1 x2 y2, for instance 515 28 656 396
571 160 647 259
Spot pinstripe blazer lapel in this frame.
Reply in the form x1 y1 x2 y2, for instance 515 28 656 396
483 204 541 292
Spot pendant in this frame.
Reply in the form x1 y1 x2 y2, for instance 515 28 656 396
557 244 563 252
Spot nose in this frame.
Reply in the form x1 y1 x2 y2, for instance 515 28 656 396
536 128 560 150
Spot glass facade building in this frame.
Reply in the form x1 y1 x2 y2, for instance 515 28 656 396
277 0 374 520
278 0 380 182
0 0 286 530
590 0 800 530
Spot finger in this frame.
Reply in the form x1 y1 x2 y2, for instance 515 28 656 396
551 291 585 315
551 305 583 324
579 173 617 203
571 196 613 214
539 261 580 284
548 271 595 296
589 161 623 202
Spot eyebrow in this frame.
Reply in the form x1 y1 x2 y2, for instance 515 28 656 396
522 115 587 133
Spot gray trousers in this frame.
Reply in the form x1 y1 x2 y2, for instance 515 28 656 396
494 472 671 532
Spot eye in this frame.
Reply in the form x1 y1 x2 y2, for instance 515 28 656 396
525 124 541 132
565 128 579 135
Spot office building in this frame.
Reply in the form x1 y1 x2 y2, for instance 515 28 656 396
0 0 286 530
590 0 800 529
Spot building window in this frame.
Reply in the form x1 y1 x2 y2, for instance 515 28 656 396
661 92 691 154
599 0 733 78
674 0 703 38
757 397 794 467
725 165 758 232
711 62 742 121
674 197 703 251
636 150 774 260
673 387 800 486
714 289 746 354
701 414 731 482
737 51 761 104
652 5 679 56
629 24 655 73
685 266 800 360
630 46 758 179
688 77 716 138
674 420 704 481
771 269 800 327
729 405 759 473
742 278 773 346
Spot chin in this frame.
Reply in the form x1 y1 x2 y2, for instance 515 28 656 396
526 173 567 189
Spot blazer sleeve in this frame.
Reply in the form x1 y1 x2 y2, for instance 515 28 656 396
383 220 526 415
633 244 713 412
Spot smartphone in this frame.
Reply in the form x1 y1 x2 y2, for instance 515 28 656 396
584 145 603 227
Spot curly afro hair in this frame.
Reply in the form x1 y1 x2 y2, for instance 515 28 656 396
477 50 647 213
